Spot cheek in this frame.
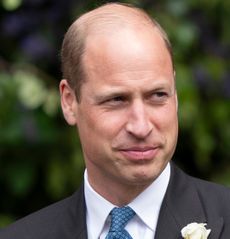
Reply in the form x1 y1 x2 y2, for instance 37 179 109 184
161 107 178 146
79 109 125 140
151 104 178 132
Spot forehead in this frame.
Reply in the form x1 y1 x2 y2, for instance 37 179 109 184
82 26 173 81
80 33 174 103
83 29 173 89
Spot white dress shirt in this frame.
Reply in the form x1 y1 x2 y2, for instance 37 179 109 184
84 163 170 239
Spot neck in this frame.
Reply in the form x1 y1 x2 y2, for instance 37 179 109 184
87 173 152 206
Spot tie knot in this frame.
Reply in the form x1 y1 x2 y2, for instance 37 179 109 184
109 206 135 232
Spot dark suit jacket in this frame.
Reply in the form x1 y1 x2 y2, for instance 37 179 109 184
1 163 230 239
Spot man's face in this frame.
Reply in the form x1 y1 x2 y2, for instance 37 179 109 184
73 27 178 193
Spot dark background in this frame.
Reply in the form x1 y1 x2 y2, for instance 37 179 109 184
0 0 230 227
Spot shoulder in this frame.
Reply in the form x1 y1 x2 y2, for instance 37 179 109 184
172 163 230 211
0 185 86 239
190 174 230 208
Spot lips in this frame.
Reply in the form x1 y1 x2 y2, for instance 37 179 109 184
118 146 160 162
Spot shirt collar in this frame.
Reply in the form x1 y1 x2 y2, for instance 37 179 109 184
84 172 114 239
129 163 170 231
84 163 170 238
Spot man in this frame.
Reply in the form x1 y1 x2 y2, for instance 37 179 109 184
1 2 230 239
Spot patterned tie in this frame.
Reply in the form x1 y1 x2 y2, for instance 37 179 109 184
105 206 136 239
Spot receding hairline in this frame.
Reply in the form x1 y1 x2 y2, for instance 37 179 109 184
74 3 167 39
61 2 174 101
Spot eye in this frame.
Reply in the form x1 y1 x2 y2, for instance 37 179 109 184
149 91 169 104
102 95 128 107
110 96 124 102
155 92 168 98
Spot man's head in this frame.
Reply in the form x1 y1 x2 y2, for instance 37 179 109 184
61 2 174 102
60 3 178 205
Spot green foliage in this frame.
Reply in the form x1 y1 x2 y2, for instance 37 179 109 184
0 0 229 227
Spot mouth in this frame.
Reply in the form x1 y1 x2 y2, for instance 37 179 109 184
118 146 160 162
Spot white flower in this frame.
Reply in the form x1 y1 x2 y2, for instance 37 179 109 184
181 222 211 239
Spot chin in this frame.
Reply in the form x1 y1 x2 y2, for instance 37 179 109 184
128 170 159 186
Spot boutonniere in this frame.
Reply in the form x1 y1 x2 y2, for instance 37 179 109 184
181 222 211 239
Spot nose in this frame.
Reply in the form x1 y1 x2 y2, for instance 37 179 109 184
125 101 153 139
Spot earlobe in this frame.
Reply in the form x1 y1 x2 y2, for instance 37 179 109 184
59 79 78 126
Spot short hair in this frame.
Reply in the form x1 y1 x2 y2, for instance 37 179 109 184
61 2 173 102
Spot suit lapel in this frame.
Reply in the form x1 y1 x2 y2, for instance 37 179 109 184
72 165 223 239
208 217 223 239
155 163 223 239
155 202 181 239
70 184 88 239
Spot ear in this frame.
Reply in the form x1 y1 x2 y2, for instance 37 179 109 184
59 79 78 126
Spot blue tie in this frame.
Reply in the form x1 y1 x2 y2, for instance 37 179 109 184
105 206 135 239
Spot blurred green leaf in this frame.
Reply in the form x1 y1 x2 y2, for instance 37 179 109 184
0 214 15 228
4 162 36 197
14 70 47 110
2 0 22 11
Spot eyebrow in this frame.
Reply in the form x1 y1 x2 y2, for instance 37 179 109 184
94 90 129 103
93 82 175 102
146 84 176 95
